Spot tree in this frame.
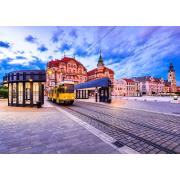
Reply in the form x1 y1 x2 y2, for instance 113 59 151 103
0 86 8 98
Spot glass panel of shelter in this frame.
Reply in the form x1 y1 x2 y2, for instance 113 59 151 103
25 82 31 104
9 84 12 105
33 82 39 104
12 83 16 104
18 83 23 104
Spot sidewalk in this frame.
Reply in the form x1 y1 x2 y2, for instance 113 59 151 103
0 100 120 154
112 95 180 103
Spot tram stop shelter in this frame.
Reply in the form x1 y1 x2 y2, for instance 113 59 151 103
74 77 112 103
3 70 46 107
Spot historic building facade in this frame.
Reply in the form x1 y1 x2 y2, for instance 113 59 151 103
132 76 165 95
112 78 139 96
168 63 177 92
177 86 180 93
87 52 114 83
46 52 114 93
132 63 177 95
46 56 87 92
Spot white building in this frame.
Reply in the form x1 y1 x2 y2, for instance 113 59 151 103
113 78 139 96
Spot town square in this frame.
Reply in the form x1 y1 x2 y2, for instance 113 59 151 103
0 26 180 154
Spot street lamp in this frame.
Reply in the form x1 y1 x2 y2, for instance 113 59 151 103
60 68 65 81
47 69 57 86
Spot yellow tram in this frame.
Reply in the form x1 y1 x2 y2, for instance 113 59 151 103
48 81 75 105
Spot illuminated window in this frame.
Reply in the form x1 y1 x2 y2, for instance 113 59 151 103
18 83 23 104
25 82 31 104
13 83 16 103
9 84 12 103
33 83 39 104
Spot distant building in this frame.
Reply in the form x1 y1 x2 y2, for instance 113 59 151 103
132 63 177 95
177 86 180 93
168 63 177 92
132 76 165 95
163 80 171 93
87 52 114 83
112 78 139 96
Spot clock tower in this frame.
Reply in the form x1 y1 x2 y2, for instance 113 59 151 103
168 63 177 92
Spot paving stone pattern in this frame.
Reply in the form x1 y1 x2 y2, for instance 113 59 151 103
62 101 180 154
0 108 119 154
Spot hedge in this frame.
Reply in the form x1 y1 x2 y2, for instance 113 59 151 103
0 87 8 98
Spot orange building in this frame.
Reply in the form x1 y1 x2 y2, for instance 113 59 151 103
87 52 114 83
46 52 114 95
46 56 87 92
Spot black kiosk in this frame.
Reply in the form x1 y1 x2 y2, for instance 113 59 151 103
3 70 46 107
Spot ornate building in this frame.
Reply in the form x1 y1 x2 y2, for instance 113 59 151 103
46 56 87 92
132 76 165 95
46 52 115 96
87 52 114 83
112 78 139 96
131 63 177 95
168 63 177 92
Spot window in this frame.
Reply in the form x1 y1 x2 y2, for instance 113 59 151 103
25 83 30 104
12 83 16 103
33 83 39 104
58 84 74 93
18 83 23 104
9 84 12 103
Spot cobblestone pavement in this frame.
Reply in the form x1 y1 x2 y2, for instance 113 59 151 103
0 100 119 154
60 101 180 154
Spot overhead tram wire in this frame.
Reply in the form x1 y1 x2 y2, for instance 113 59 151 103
86 26 117 55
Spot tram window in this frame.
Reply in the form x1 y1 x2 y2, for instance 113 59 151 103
58 85 64 93
58 84 74 93
64 84 74 93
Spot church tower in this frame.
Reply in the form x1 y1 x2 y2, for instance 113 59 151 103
97 50 104 69
168 63 177 92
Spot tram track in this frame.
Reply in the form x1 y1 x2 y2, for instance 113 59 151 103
61 104 178 154
76 101 180 125
73 103 180 138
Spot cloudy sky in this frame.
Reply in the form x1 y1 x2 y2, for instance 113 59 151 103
0 26 179 85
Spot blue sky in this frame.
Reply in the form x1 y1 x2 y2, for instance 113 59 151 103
0 26 179 85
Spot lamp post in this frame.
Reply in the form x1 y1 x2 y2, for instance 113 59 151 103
47 69 57 87
60 68 65 81
54 70 57 86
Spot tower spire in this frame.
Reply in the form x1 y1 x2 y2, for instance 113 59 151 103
169 62 175 72
97 49 104 67
100 49 102 59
